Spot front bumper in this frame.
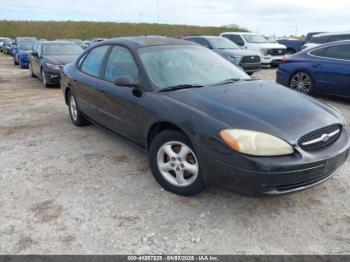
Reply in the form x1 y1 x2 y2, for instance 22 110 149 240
199 127 350 196
261 55 285 65
45 69 62 85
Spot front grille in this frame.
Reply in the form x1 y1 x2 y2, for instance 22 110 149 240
240 55 261 64
268 48 286 56
298 125 342 150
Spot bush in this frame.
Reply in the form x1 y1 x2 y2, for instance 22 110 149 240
0 20 247 40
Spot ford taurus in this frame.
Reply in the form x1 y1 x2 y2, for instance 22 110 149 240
61 37 349 196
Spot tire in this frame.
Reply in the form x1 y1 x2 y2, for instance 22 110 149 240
149 130 206 196
29 63 36 78
67 91 89 127
270 63 279 68
41 69 50 87
247 72 254 76
14 56 18 65
289 71 314 95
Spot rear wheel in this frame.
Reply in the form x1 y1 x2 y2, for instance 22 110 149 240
13 56 18 65
289 71 314 95
68 91 89 126
149 130 206 196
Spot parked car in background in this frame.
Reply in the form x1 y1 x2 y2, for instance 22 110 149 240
277 39 304 54
89 38 108 46
13 41 37 68
304 32 326 44
61 37 349 196
0 37 11 52
2 39 14 55
184 36 261 75
220 32 287 67
302 31 350 50
29 41 84 87
277 40 350 98
12 37 37 66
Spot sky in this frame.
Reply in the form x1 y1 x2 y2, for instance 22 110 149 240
1 0 349 36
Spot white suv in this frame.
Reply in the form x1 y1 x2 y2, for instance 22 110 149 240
220 32 287 67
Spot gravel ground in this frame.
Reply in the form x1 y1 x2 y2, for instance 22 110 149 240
0 54 349 255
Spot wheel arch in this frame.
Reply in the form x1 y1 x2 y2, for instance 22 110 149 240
147 121 191 150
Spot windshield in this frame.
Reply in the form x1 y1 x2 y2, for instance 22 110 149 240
18 42 35 50
208 38 239 49
242 34 269 43
138 45 249 90
42 44 83 55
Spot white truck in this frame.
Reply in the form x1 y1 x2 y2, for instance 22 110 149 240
220 32 287 67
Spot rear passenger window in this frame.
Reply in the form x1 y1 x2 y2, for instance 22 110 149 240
310 47 326 57
103 46 139 82
323 44 350 60
81 45 109 77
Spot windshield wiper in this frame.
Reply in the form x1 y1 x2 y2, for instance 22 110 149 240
212 78 257 86
159 84 204 92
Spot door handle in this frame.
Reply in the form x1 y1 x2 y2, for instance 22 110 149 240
312 64 321 68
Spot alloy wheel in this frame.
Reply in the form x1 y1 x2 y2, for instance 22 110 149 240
290 72 312 94
42 70 47 86
156 141 199 187
69 95 78 122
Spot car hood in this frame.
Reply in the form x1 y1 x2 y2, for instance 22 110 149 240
45 55 80 65
164 80 341 144
216 49 260 57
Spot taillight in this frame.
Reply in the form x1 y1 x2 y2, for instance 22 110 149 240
302 45 307 49
280 57 286 64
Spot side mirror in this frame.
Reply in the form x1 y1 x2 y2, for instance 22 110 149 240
114 75 137 88
115 76 143 97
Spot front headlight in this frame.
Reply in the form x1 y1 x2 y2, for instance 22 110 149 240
260 48 269 56
220 129 294 156
47 63 61 71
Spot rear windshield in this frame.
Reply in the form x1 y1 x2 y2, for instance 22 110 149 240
42 44 83 55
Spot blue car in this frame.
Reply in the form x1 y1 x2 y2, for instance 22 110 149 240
13 41 37 68
277 40 350 98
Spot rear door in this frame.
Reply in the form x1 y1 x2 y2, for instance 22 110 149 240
311 43 350 96
96 45 142 143
74 45 110 120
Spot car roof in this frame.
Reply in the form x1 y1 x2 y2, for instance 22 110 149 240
313 31 350 37
103 36 197 48
220 32 257 35
39 40 80 45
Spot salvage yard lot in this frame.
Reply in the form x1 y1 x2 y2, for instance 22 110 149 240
0 53 350 254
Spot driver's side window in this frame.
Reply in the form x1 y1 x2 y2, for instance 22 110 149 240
103 46 139 82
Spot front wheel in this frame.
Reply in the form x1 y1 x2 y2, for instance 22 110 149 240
41 70 49 87
289 71 314 95
149 130 206 196
68 91 89 126
29 63 36 78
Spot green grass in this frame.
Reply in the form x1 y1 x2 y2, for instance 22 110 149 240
0 20 247 40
